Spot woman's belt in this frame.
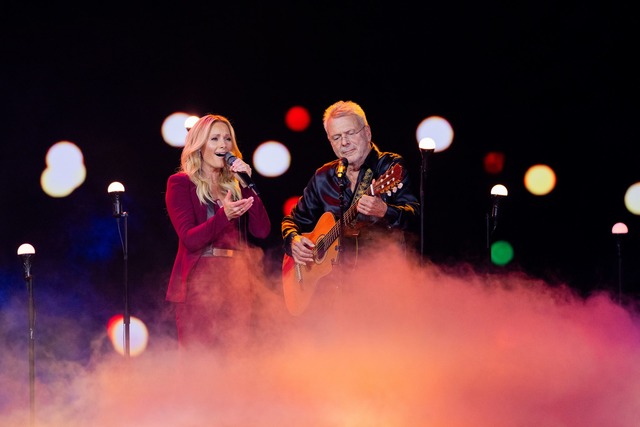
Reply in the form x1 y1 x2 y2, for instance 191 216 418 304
202 247 235 257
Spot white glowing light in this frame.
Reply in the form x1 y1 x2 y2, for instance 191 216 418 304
108 315 150 357
108 181 125 193
416 116 454 152
419 137 436 150
184 115 200 130
17 243 35 255
253 141 291 177
162 112 191 147
41 141 86 198
491 184 508 197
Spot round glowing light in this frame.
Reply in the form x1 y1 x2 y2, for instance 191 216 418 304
285 105 311 132
253 141 291 177
17 243 36 255
491 240 514 266
524 164 556 196
415 116 454 152
491 184 508 197
41 163 86 198
108 181 125 193
40 141 86 198
184 115 200 131
484 151 505 174
45 141 84 166
624 182 640 215
419 137 436 150
162 112 191 147
107 315 149 357
283 195 300 216
611 222 628 234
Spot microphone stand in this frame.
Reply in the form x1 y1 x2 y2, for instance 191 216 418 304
485 212 491 251
611 223 628 305
486 186 508 262
615 234 623 304
336 176 347 289
486 199 499 265
487 196 500 249
27 269 35 427
117 212 130 358
17 246 36 427
419 147 433 265
109 184 130 358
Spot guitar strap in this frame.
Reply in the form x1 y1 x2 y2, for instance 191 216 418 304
352 168 374 205
344 167 373 233
342 168 373 268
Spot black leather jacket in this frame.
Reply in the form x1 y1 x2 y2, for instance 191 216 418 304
282 143 420 256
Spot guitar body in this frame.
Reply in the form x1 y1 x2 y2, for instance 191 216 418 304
282 211 340 316
282 163 404 316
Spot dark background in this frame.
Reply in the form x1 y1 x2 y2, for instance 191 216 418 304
1 2 639 351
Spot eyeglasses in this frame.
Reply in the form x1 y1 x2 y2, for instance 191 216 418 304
330 125 366 143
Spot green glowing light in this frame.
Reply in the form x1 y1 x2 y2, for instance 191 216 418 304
491 240 514 266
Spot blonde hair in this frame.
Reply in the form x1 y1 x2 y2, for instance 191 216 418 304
322 100 369 133
180 114 243 204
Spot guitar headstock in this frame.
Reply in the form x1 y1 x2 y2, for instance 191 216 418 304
371 163 404 196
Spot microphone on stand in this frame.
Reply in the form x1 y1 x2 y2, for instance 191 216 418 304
107 180 130 357
491 196 500 222
17 242 37 425
17 243 35 279
490 184 508 233
612 222 629 304
336 157 348 178
418 138 436 264
224 152 259 195
108 182 125 217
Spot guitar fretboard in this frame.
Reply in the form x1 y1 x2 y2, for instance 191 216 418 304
315 195 363 256
312 163 402 257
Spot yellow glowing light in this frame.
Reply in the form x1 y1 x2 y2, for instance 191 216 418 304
524 164 556 196
624 182 640 215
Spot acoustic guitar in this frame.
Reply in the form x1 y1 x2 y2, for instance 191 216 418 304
282 163 404 315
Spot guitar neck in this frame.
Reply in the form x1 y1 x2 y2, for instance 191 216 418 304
315 163 402 253
323 187 370 248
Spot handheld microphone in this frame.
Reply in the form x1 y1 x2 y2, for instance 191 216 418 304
336 157 348 178
224 152 259 195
